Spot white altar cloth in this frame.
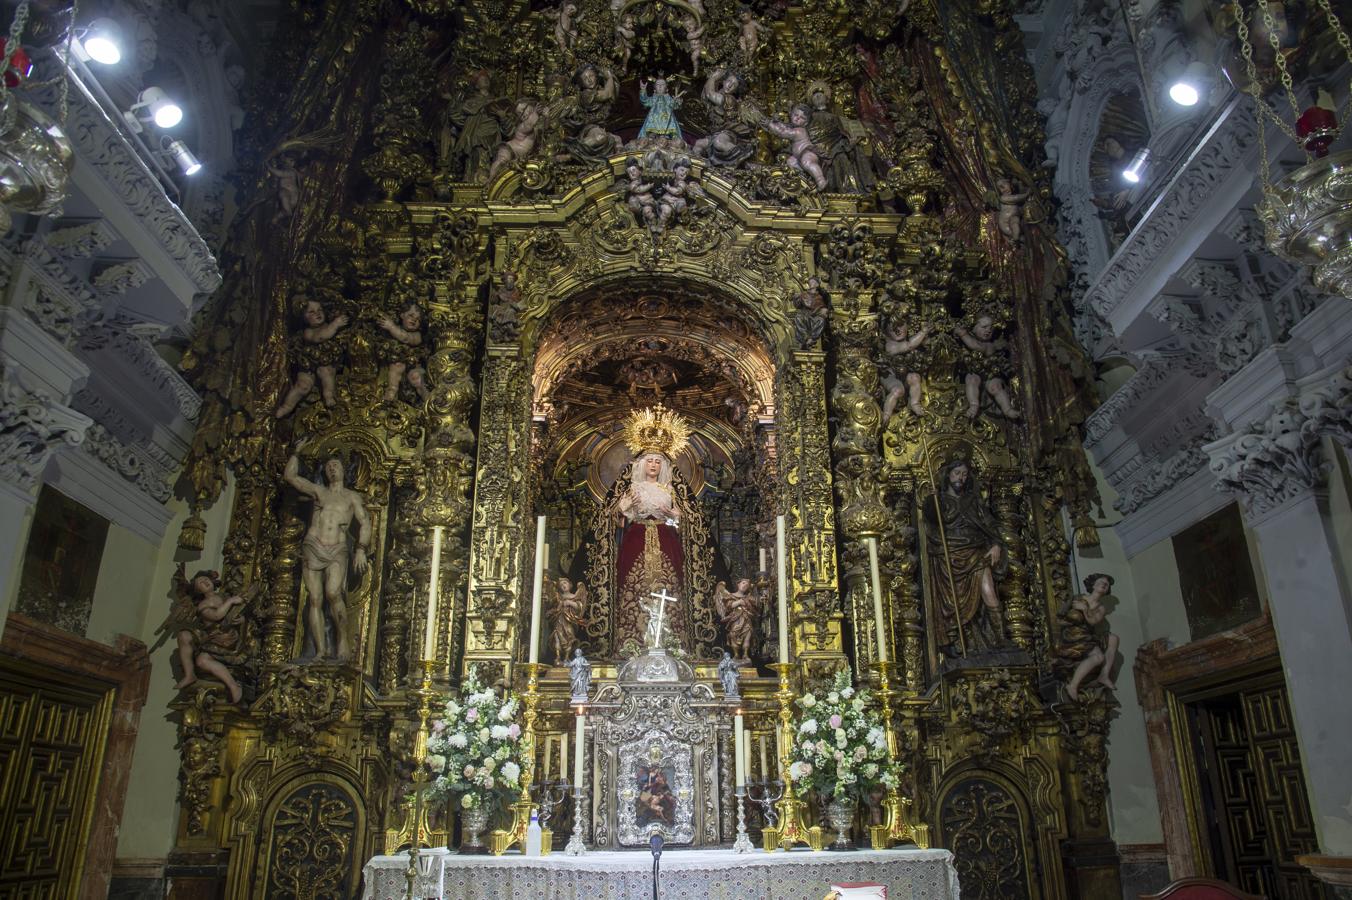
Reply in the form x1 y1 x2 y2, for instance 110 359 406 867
361 846 961 900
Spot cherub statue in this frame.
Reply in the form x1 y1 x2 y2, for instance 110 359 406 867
714 577 761 660
880 317 931 421
549 576 589 664
955 315 1020 420
376 301 428 403
488 270 525 341
792 276 830 349
266 153 301 225
638 77 684 143
486 99 549 184
616 14 637 72
154 566 258 704
737 6 768 62
1057 574 1120 701
681 15 706 76
692 68 758 168
568 648 591 701
656 157 707 232
760 104 828 190
549 1 580 53
559 63 622 165
275 293 349 418
619 157 660 231
718 650 742 699
992 177 1030 243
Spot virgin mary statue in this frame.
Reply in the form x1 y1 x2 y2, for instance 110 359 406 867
597 406 710 655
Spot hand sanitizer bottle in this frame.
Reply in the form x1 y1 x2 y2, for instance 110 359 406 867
526 809 543 857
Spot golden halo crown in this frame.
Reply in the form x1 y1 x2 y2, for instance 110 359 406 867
621 405 691 458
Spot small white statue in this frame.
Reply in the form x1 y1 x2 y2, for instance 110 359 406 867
718 651 742 699
737 6 768 62
568 648 592 702
993 177 1030 243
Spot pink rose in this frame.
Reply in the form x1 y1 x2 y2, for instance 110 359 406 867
834 750 845 761
464 765 475 777
508 723 521 739
466 708 479 722
801 762 813 776
829 714 842 729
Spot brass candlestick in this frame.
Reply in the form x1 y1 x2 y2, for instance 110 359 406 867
871 660 929 849
405 659 437 900
490 661 542 855
764 661 811 850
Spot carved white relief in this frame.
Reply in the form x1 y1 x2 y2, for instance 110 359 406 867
78 317 202 422
0 366 90 493
80 423 175 503
45 219 118 259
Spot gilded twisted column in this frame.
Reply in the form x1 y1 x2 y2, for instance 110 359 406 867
260 503 305 671
888 479 925 693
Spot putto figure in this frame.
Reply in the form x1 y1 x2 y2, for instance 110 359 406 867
285 446 372 661
155 566 258 704
993 177 1031 243
275 293 349 418
880 316 931 421
760 104 828 190
692 68 757 168
376 301 428 403
792 276 830 349
486 98 550 184
955 314 1020 420
714 577 761 660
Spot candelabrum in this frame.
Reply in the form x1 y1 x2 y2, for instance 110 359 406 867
533 778 570 855
747 777 783 833
871 660 930 850
733 787 755 852
764 662 810 850
405 659 437 900
490 662 542 855
564 787 587 855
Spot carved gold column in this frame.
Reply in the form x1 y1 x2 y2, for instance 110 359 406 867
888 479 925 694
777 350 844 671
260 503 305 670
991 474 1033 651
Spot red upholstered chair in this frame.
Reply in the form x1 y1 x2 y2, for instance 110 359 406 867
1139 878 1265 900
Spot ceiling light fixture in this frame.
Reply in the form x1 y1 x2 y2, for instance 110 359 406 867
76 18 123 65
1167 62 1212 107
1120 148 1150 184
165 138 201 175
123 86 183 132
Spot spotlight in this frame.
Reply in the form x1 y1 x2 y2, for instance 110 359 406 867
1121 148 1150 184
166 139 202 175
80 18 123 65
1167 62 1212 108
124 86 183 132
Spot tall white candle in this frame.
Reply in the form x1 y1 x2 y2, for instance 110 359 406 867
734 712 746 788
573 709 586 788
776 514 789 664
745 739 753 781
867 537 888 664
543 732 553 781
758 733 768 779
560 730 568 780
528 516 546 664
758 547 767 574
423 525 444 660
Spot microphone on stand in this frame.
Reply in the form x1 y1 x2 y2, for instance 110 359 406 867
649 833 664 900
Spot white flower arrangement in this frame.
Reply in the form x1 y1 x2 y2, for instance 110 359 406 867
422 667 525 810
788 668 901 800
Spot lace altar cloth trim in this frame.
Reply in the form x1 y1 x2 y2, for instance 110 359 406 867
361 847 960 900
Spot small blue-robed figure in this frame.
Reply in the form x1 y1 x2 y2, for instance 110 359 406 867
638 77 684 142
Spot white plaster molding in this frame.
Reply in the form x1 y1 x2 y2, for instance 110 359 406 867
0 365 91 500
77 317 202 423
1084 100 1259 335
1115 466 1231 558
45 443 174 542
44 219 118 259
0 307 89 399
79 423 175 504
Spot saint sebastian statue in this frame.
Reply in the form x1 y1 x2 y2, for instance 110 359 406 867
612 406 693 653
285 447 371 661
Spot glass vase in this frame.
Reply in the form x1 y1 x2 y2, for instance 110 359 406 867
826 794 857 851
459 802 491 854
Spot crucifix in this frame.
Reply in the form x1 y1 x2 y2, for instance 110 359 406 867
645 588 679 648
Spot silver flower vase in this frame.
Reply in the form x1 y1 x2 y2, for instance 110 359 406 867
459 803 491 854
826 795 857 850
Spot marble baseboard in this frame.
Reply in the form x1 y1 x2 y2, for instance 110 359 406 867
1118 843 1169 900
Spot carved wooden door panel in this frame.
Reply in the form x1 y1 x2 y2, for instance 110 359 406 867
1191 683 1326 900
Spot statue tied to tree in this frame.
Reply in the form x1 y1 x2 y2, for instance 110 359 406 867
923 457 1010 655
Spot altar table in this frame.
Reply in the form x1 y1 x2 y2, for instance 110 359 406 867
360 846 961 900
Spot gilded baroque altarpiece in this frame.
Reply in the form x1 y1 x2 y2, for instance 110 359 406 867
164 0 1121 896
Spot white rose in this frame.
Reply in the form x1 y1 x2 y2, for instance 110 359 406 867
801 694 817 708
827 692 839 703
799 719 818 734
852 698 865 712
427 754 447 771
501 761 521 783
841 686 854 699
482 756 496 772
478 727 490 742
498 704 514 721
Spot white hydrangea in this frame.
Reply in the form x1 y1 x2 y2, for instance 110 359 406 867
490 724 510 740
497 704 514 721
841 686 854 699
800 719 818 734
445 701 461 717
501 761 521 783
448 733 468 749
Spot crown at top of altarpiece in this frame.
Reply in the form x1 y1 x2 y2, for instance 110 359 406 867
621 405 692 458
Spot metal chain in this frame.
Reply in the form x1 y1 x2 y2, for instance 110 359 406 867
1313 0 1352 129
1234 1 1302 142
1257 0 1304 123
0 1 32 103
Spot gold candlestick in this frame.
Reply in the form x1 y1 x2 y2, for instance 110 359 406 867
490 661 542 855
870 660 929 849
406 659 437 900
764 661 811 850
